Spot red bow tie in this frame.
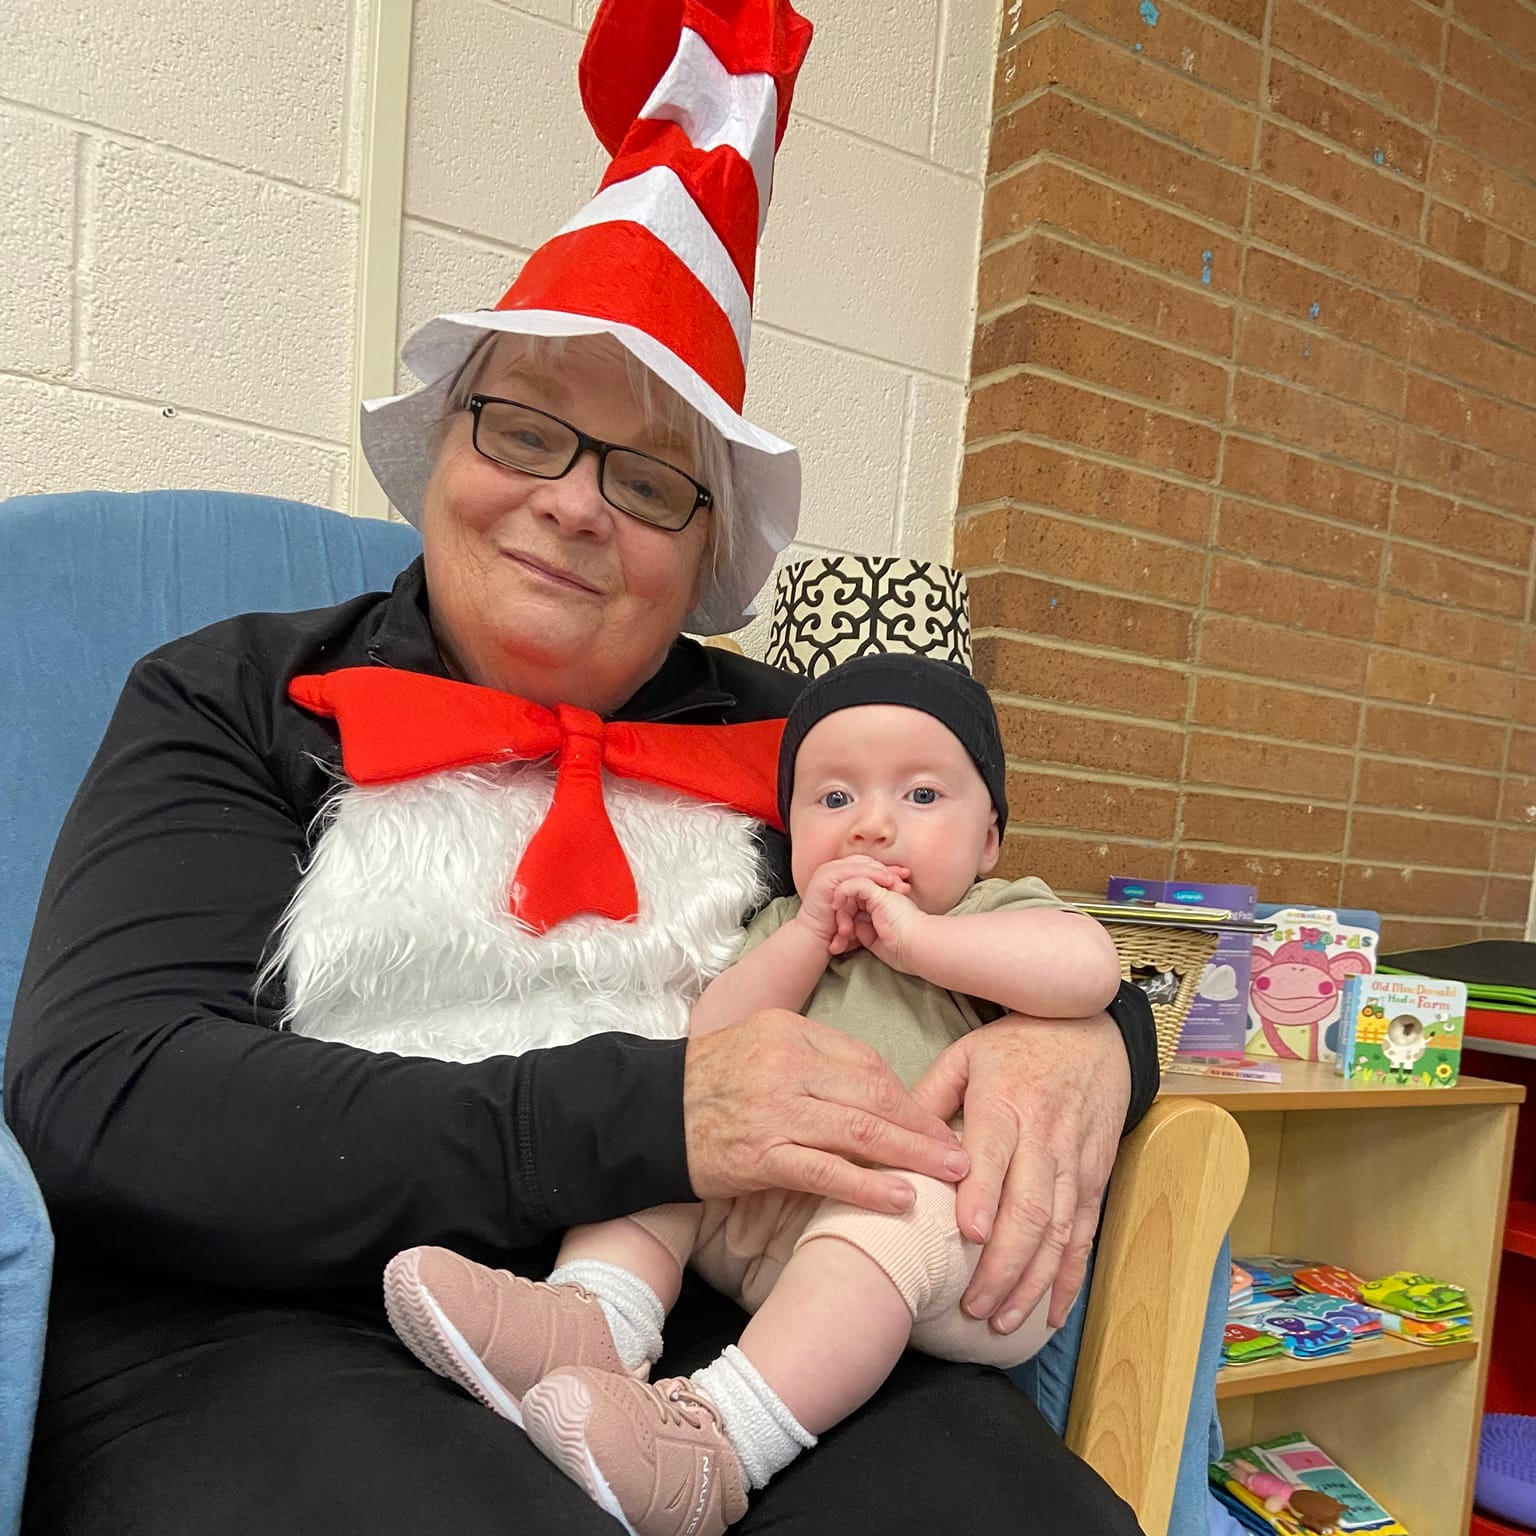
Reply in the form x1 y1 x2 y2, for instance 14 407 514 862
289 667 785 934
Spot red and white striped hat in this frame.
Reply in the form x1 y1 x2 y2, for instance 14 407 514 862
361 0 814 635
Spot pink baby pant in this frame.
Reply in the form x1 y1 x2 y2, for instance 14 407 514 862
630 1173 1053 1370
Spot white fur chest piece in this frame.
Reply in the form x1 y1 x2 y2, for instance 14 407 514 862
274 763 766 1062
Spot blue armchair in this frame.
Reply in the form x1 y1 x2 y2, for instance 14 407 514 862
1 489 1239 1536
0 490 421 1536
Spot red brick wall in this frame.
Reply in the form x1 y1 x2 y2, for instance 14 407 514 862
962 0 1536 950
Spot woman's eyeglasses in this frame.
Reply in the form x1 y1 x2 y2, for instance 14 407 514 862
466 395 713 532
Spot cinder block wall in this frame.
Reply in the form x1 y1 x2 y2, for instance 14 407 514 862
0 0 1001 657
965 0 1536 949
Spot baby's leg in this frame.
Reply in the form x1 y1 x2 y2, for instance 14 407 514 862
549 1203 705 1372
733 1230 911 1433
557 1205 699 1310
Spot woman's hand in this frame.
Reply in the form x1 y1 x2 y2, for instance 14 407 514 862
684 1008 968 1212
911 1012 1131 1332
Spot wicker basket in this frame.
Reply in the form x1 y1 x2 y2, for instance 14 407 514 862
1103 923 1222 1068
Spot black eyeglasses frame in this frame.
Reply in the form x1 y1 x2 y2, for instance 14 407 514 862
466 393 714 533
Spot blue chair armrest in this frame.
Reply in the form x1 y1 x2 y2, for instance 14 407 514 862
0 1120 51 1536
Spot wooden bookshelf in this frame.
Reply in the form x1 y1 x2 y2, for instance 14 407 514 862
1167 1060 1524 1535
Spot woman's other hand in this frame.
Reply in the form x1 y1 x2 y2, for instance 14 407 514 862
684 1009 967 1212
911 1013 1131 1332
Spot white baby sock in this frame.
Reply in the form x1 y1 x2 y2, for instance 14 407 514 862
691 1344 817 1490
547 1259 664 1372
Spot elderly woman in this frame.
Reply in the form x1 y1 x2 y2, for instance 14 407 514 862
6 4 1155 1534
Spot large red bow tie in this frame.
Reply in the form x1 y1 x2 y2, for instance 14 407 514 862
289 667 785 934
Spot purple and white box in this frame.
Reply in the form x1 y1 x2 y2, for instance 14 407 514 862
1105 877 1258 1059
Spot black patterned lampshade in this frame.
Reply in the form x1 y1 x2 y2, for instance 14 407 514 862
764 556 972 679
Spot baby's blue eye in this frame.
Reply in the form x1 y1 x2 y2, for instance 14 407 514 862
910 787 939 805
821 790 851 809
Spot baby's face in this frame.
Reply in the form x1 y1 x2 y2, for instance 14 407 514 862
787 704 1001 915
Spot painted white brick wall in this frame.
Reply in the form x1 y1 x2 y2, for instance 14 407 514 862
3 0 999 649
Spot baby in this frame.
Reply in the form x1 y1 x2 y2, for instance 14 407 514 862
384 655 1124 1536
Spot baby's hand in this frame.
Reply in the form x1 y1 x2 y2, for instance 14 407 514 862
796 856 910 948
830 877 925 970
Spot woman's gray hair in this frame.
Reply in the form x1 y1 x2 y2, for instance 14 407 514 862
438 331 736 586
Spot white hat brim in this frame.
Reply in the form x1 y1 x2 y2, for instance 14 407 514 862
360 310 800 635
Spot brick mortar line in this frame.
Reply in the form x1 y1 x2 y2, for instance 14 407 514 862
960 419 1527 528
975 292 1238 373
989 78 1430 209
1179 49 1261 875
970 546 1523 672
405 212 534 263
971 308 1536 445
969 358 1228 428
989 12 1267 120
1422 142 1536 238
973 618 1533 718
998 10 1068 61
336 0 361 200
924 0 948 164
1291 0 1450 73
0 366 351 455
891 376 917 555
1186 841 1504 878
0 94 360 209
1270 46 1536 194
975 271 1536 427
1003 819 1510 887
1431 87 1536 199
1441 13 1536 92
751 318 971 389
974 619 1516 696
967 360 1536 491
977 221 1536 380
1003 726 1515 797
69 133 88 380
981 152 1536 330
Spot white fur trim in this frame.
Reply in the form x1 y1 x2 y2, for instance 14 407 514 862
640 28 778 239
557 167 752 356
273 766 765 1063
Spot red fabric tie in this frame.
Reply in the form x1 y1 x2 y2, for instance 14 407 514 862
289 667 785 934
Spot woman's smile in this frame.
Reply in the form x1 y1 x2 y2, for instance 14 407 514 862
501 548 606 597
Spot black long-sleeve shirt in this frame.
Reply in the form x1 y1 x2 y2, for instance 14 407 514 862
5 560 1158 1293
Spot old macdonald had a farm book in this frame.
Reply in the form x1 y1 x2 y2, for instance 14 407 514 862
1335 972 1468 1087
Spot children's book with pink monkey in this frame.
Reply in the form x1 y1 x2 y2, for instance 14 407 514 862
1246 908 1379 1063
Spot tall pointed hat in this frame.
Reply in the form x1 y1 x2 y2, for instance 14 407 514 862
360 0 814 633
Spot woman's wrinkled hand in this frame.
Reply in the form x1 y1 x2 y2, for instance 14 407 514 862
911 1013 1131 1333
684 1008 968 1212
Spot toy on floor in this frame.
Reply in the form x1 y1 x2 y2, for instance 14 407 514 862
1476 1414 1536 1528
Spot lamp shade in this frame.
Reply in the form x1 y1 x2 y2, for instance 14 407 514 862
764 556 970 678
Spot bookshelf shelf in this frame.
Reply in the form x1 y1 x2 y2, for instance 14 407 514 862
1215 1334 1477 1400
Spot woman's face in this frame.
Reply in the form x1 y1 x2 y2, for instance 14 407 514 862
421 335 713 712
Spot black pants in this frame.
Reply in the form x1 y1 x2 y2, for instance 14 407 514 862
24 1267 1143 1535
